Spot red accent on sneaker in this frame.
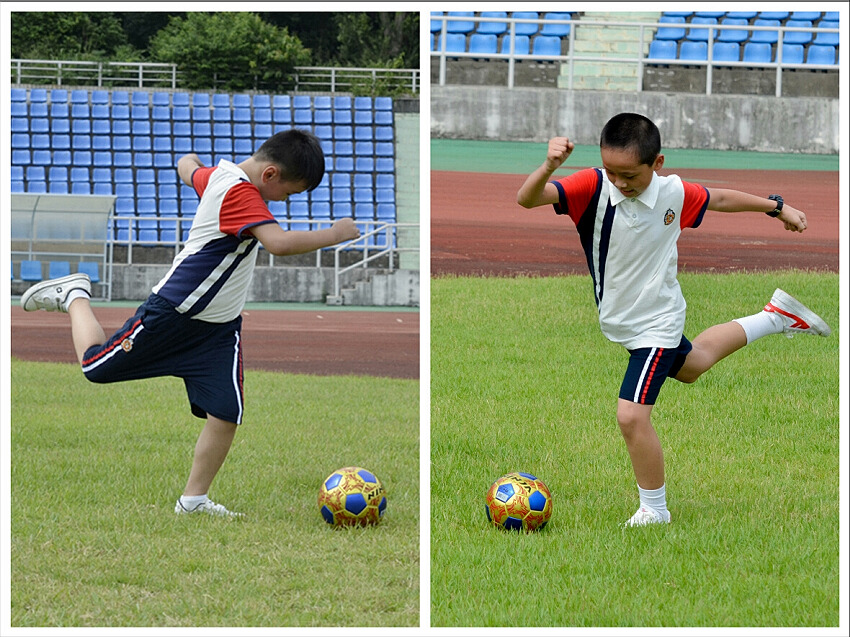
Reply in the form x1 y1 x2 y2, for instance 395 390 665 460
764 302 810 330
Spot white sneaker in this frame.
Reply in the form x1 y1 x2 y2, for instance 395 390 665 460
21 273 91 312
623 505 671 528
764 288 831 338
174 498 243 518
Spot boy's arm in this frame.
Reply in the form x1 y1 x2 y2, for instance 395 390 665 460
706 188 808 233
517 137 575 208
250 218 361 257
177 153 204 187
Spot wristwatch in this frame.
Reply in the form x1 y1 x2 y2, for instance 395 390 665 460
766 194 784 217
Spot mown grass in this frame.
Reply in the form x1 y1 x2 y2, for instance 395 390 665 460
10 362 419 627
431 271 839 627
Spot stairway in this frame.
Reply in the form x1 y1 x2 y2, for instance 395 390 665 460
326 269 420 307
558 12 661 91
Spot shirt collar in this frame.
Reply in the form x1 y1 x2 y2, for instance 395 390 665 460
606 171 660 209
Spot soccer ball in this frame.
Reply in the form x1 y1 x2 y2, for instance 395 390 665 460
485 472 553 532
318 466 387 526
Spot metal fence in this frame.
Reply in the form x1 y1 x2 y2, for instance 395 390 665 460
10 59 420 95
431 14 839 97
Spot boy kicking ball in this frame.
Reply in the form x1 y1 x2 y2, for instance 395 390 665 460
516 112 831 527
21 128 360 518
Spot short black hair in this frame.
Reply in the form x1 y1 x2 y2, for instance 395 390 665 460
254 128 325 191
599 113 661 166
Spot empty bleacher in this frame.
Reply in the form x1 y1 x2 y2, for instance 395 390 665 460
647 10 839 65
431 11 574 58
10 88 398 245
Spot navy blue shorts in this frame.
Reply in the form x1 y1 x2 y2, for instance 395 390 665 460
618 335 692 405
81 294 245 424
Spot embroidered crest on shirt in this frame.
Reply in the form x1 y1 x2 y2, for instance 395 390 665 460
664 209 676 226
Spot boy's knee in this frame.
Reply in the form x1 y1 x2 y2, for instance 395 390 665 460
617 402 651 437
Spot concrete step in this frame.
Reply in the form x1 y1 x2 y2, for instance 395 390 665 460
326 269 420 307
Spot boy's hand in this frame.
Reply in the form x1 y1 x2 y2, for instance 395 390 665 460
544 137 575 172
331 218 361 242
777 203 808 233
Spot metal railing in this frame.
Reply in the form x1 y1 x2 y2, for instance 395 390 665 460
293 66 420 95
431 15 839 97
10 59 419 95
332 222 419 299
10 59 180 88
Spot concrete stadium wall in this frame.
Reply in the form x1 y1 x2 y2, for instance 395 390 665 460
431 86 839 154
108 264 419 306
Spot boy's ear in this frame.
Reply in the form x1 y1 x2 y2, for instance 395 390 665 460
262 164 280 183
652 154 665 171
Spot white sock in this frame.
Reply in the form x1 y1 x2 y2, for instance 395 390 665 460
638 484 668 515
733 310 783 344
179 494 208 511
63 288 91 311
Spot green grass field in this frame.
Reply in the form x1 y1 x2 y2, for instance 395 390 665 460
431 271 839 627
10 362 419 627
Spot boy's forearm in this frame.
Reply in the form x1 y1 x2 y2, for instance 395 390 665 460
707 188 775 213
273 227 343 256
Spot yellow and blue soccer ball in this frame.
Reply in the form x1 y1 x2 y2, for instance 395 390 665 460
318 466 387 526
485 472 552 532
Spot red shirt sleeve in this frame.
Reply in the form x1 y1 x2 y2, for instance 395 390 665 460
218 181 276 238
551 168 602 225
191 166 215 197
680 179 710 229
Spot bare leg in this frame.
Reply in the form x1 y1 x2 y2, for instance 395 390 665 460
67 298 107 364
183 415 238 496
617 399 664 489
674 321 748 384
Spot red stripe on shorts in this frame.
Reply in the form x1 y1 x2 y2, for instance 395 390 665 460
81 319 142 367
639 347 665 404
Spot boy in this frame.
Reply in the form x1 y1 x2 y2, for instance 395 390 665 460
21 128 361 517
516 113 830 527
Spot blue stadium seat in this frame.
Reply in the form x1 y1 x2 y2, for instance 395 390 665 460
540 12 571 37
512 11 539 37
813 21 839 46
49 261 71 278
712 41 740 63
152 92 170 106
679 40 708 61
375 157 394 173
694 11 726 19
790 11 822 21
11 133 28 149
356 157 374 173
192 107 212 121
376 174 395 189
435 32 466 54
430 11 444 33
501 34 530 55
11 88 27 102
468 33 497 56
376 203 396 221
355 141 374 156
532 35 561 57
783 20 813 45
21 260 43 282
29 89 47 102
656 16 686 41
477 11 507 35
805 44 836 65
758 12 788 21
446 11 475 33
780 43 804 64
686 17 718 42
750 19 780 44
717 18 749 42
726 12 757 20
354 96 372 110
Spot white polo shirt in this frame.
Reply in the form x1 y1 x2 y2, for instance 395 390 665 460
551 168 709 349
152 160 277 323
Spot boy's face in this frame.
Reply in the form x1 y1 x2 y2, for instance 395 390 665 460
600 146 664 198
258 164 308 201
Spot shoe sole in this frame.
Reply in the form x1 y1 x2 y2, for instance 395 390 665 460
20 273 91 311
771 288 831 337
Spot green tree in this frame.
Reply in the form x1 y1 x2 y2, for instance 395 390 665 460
149 12 311 90
10 12 130 59
334 12 419 67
